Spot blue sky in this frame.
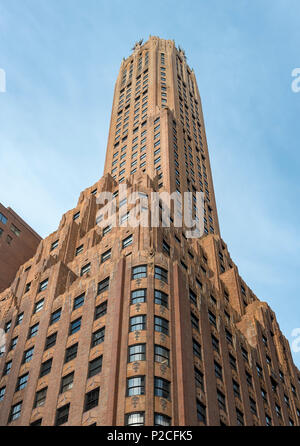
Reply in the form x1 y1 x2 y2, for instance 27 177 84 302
0 0 300 367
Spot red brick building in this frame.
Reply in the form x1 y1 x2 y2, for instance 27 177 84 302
0 37 299 426
0 203 42 293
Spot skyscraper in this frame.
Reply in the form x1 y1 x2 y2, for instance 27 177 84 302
0 36 299 427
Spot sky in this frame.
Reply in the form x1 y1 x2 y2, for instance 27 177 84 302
0 0 300 367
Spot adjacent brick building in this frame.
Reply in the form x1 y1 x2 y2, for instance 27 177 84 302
0 203 42 293
0 36 299 427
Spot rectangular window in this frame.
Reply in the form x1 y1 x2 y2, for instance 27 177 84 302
55 404 70 426
40 359 52 377
214 361 223 380
76 245 84 256
60 372 74 393
232 379 241 398
73 293 85 310
34 387 47 408
125 412 145 426
154 316 169 335
9 402 22 422
94 301 107 320
39 279 48 292
84 387 100 412
34 299 44 314
88 356 103 378
130 315 146 332
69 317 81 335
0 386 6 401
15 312 24 326
196 400 206 424
22 347 34 364
81 263 91 276
97 277 109 294
154 345 170 366
50 308 61 325
127 376 145 396
10 336 18 351
16 373 29 392
131 289 146 304
211 335 219 352
154 266 168 283
73 211 80 221
154 290 168 308
122 235 133 249
193 339 202 360
154 377 170 399
45 332 57 350
128 344 146 362
50 240 59 251
189 289 197 306
162 240 170 256
0 212 7 224
101 249 111 263
28 323 39 339
208 311 216 327
132 265 147 280
64 343 78 363
217 390 226 412
91 327 105 347
195 368 204 390
191 313 199 330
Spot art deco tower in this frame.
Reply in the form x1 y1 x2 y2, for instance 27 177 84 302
0 36 300 427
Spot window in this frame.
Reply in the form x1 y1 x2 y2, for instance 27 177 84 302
127 376 145 396
130 315 146 332
15 312 24 326
91 327 105 347
34 299 44 314
154 316 169 335
122 235 133 249
211 335 219 353
73 293 85 310
128 344 146 362
10 336 18 351
69 317 81 335
22 347 34 364
16 373 29 391
0 386 6 401
40 359 52 377
196 400 206 424
50 308 61 325
214 361 223 380
195 368 204 390
4 320 11 333
81 263 91 276
131 289 146 304
241 347 248 362
50 240 59 251
154 266 168 282
236 409 244 426
189 289 197 306
154 377 170 399
249 397 257 415
8 402 22 422
232 380 241 398
275 404 282 418
261 388 267 402
95 301 107 320
0 212 7 224
191 313 199 330
125 412 145 426
55 404 70 426
132 265 147 279
39 279 48 292
103 225 112 236
97 277 109 294
208 311 216 327
193 339 202 360
154 345 170 366
28 323 39 339
265 414 272 426
154 290 168 308
101 249 111 263
60 372 74 393
76 245 84 256
65 343 78 363
25 282 31 293
45 332 57 350
88 356 103 378
162 240 170 256
217 390 226 412
154 413 171 426
3 360 12 376
34 388 47 408
225 329 233 345
246 371 253 387
256 363 263 378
